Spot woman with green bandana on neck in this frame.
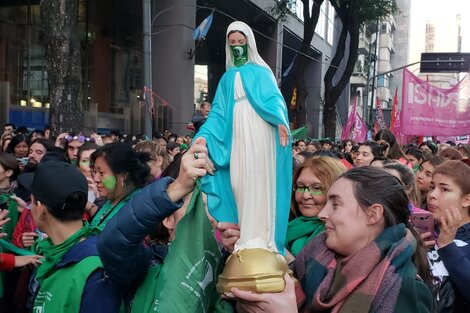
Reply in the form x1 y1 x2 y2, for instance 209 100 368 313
218 156 347 261
18 160 121 313
89 142 150 233
286 156 346 257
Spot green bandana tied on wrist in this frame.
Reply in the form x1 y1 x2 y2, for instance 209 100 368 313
231 44 248 67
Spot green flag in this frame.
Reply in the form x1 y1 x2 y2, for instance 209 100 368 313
291 126 308 141
131 181 233 313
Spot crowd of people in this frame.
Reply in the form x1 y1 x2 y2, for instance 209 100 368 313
0 20 469 313
0 121 469 312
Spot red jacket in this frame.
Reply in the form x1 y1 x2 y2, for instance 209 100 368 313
13 209 35 248
0 253 15 271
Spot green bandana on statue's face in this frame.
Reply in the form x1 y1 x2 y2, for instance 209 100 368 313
231 44 248 67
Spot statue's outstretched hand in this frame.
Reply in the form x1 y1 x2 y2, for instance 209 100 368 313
278 125 289 147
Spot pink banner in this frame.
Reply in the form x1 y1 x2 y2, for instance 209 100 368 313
401 68 470 136
341 97 357 141
351 113 368 143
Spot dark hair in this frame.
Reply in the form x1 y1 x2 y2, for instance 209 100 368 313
77 142 100 164
227 30 246 38
384 162 421 206
419 141 438 155
374 129 406 160
31 138 55 152
6 134 30 156
457 144 470 158
341 167 431 285
160 152 184 179
297 150 314 159
445 140 456 147
90 142 150 189
14 126 28 135
3 123 15 130
434 160 470 196
370 155 393 166
421 154 445 168
0 152 19 181
31 129 45 137
341 139 355 150
34 191 87 222
307 141 321 150
295 140 306 147
359 141 385 159
312 150 339 159
149 151 185 244
437 147 463 161
166 141 180 153
405 147 424 163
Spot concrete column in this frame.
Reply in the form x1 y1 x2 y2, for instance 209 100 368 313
153 0 196 136
0 82 9 126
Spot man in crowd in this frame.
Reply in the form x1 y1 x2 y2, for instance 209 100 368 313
191 101 211 133
3 123 15 134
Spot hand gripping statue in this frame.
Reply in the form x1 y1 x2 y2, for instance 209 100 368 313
195 21 292 294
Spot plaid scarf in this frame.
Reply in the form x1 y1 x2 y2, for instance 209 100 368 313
294 223 417 313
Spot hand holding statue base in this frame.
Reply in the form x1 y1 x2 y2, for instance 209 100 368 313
216 248 292 295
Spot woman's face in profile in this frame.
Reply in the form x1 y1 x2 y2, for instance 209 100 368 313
318 178 375 256
228 32 247 46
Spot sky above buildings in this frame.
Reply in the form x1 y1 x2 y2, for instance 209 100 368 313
409 0 470 66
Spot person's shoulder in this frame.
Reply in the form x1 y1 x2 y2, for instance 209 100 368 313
57 236 99 268
395 275 432 313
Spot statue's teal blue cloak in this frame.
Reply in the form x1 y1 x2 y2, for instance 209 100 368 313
195 63 292 254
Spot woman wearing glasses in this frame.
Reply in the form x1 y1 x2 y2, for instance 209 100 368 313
219 156 347 259
286 156 347 257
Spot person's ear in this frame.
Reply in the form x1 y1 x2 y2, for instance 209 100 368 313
366 204 384 225
4 169 13 179
36 201 47 220
462 193 470 209
163 215 175 233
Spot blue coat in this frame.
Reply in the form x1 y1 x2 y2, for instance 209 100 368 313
195 63 292 254
97 177 182 294
30 236 121 313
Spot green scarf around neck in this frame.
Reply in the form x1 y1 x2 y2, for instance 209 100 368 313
35 223 92 285
286 216 325 256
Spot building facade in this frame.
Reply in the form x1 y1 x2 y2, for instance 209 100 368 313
0 0 336 138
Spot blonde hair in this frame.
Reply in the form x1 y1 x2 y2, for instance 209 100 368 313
134 141 170 171
290 156 347 218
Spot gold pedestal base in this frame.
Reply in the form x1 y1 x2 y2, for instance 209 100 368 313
216 248 291 295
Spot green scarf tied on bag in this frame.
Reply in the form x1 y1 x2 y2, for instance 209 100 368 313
35 223 92 285
286 216 325 257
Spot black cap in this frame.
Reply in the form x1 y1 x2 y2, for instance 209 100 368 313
18 161 87 211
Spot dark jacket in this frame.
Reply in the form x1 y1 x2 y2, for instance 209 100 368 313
31 236 121 313
97 177 182 295
430 222 470 312
191 110 207 133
